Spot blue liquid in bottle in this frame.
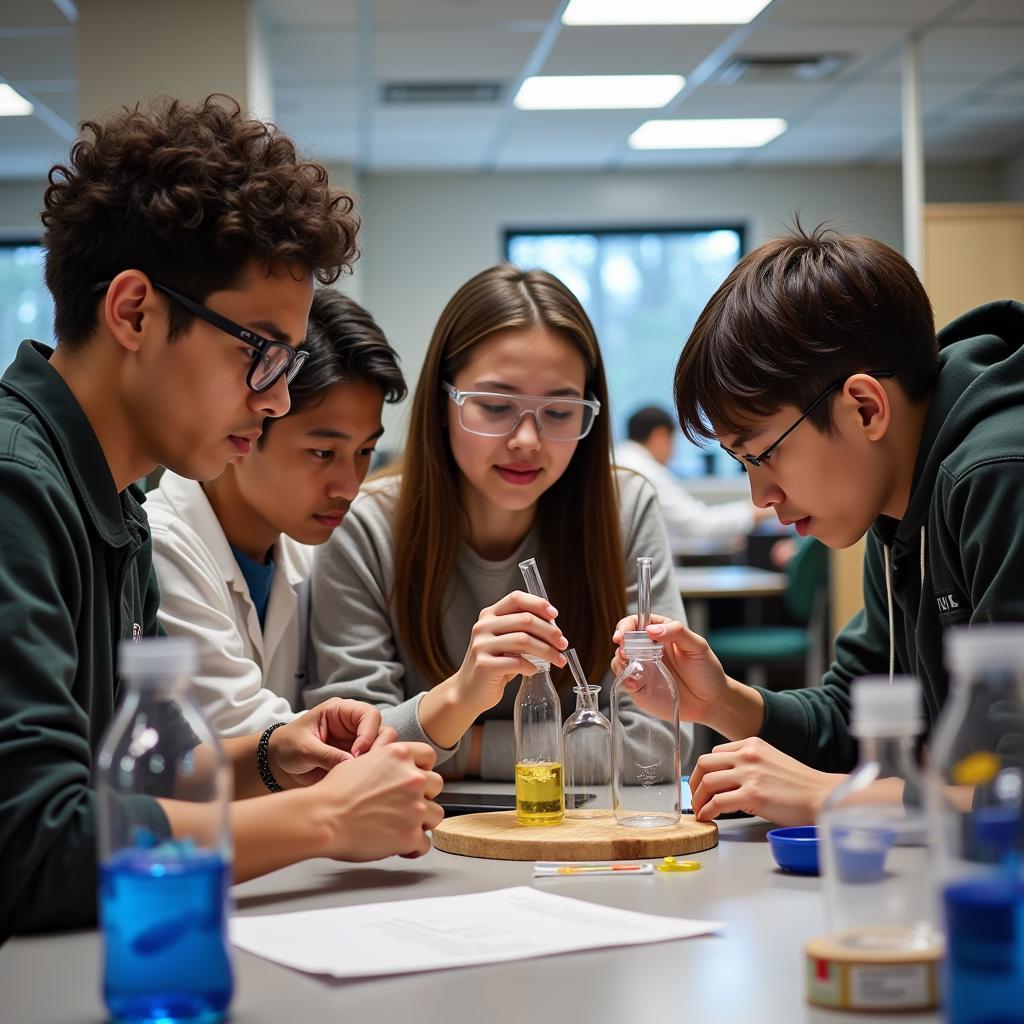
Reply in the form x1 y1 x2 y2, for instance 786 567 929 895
943 876 1024 1024
100 847 233 1024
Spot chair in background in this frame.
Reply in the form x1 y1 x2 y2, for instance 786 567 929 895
707 537 829 690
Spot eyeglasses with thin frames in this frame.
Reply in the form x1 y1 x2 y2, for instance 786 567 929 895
721 370 895 469
442 382 601 442
91 280 308 393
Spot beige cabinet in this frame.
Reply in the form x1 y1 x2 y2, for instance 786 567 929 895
829 203 1024 644
924 203 1024 330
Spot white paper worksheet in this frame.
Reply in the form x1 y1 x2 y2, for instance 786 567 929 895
230 885 723 979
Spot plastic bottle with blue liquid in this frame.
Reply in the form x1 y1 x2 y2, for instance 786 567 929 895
928 626 1024 1024
97 637 233 1024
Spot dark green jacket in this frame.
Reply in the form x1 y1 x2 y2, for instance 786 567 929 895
759 301 1024 771
0 342 170 938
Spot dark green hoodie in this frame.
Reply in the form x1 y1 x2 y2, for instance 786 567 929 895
0 342 170 938
758 301 1024 771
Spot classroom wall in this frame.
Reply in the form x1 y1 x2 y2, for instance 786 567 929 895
0 158 1008 441
356 161 1002 440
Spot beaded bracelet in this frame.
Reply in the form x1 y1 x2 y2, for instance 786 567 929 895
256 721 288 793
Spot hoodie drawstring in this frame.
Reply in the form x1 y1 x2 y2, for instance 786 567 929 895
882 526 927 686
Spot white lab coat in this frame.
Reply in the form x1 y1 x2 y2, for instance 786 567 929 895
613 439 755 549
146 471 315 737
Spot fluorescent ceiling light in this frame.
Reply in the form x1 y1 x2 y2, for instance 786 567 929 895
629 117 787 149
0 83 33 117
515 75 684 110
563 0 773 25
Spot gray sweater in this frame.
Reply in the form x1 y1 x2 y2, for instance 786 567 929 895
308 469 691 780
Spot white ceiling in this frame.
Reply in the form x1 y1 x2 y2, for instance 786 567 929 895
2 0 1024 178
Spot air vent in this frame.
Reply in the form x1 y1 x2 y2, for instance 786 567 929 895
382 82 504 105
712 54 848 85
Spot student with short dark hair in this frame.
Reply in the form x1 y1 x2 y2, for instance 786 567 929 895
148 287 407 736
0 96 441 938
613 224 1024 825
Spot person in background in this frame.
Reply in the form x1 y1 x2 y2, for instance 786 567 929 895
614 404 772 551
0 96 440 938
311 264 691 779
148 288 406 736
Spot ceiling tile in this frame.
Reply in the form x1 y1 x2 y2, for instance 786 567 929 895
769 0 953 23
269 29 360 82
374 0 557 27
375 28 542 80
540 25 734 76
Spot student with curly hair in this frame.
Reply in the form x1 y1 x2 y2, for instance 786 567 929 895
0 96 441 938
148 288 406 736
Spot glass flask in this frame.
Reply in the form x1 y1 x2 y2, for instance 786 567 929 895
611 557 681 828
562 669 612 812
96 637 233 1024
818 676 940 955
926 626 1024 1024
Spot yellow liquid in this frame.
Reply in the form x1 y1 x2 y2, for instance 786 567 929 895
515 761 565 826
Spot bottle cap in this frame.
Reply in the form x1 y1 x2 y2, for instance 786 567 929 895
850 675 923 737
621 631 663 658
945 625 1024 683
118 637 198 680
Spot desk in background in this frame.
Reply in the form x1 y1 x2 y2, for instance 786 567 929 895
677 564 787 636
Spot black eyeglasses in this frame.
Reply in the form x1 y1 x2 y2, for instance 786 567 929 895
92 280 308 393
722 370 895 469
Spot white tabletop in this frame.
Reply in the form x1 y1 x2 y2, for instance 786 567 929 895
2 806 939 1024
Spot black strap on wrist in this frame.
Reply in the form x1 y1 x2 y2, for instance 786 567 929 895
256 721 288 793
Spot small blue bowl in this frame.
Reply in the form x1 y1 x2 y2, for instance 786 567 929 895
767 826 820 875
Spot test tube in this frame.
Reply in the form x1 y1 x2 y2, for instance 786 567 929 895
636 556 653 631
565 648 594 709
519 558 550 602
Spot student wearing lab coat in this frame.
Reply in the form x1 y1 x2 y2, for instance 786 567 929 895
148 287 406 736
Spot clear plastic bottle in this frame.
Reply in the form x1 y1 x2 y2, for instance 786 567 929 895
818 676 940 954
927 626 1024 1024
513 655 565 826
611 557 681 828
97 637 233 1024
563 682 612 812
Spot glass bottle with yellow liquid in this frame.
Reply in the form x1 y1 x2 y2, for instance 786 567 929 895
515 558 565 826
514 655 565 826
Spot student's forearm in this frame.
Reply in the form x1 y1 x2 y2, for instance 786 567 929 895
221 734 268 800
418 677 481 750
703 677 767 740
158 789 329 883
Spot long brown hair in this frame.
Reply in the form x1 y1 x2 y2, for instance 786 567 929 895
386 264 625 687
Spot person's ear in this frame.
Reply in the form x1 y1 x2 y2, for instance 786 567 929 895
102 271 165 353
842 373 891 442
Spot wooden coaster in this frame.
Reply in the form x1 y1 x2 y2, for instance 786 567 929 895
432 810 718 862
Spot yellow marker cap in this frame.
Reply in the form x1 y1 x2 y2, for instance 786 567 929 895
657 856 701 873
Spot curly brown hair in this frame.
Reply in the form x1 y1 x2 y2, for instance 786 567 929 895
42 94 360 348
